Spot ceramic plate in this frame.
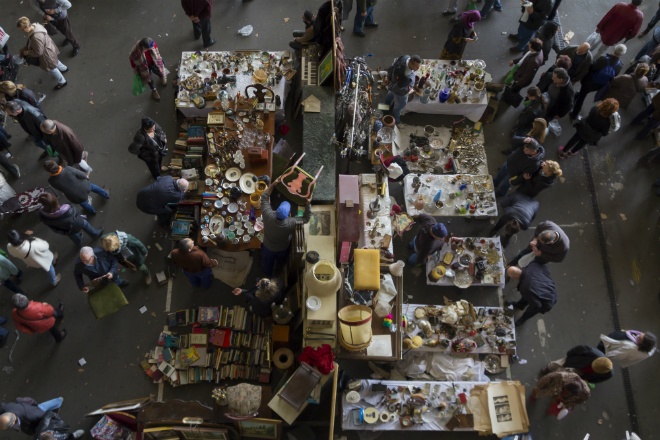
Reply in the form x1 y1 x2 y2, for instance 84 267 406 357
239 173 257 194
214 200 223 209
225 167 241 182
222 197 230 205
205 178 213 186
201 229 210 236
209 216 225 234
453 269 473 289
306 296 321 311
204 164 219 177
227 203 238 213
430 139 444 149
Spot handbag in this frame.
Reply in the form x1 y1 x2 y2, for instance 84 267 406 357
502 86 524 108
225 383 261 420
44 21 58 36
504 64 519 85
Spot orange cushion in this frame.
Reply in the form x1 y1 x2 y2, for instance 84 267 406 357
354 249 380 290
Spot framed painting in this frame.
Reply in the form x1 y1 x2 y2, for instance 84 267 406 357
318 50 333 86
235 418 282 440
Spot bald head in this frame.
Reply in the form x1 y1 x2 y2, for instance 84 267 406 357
507 266 522 280
577 43 590 55
0 412 17 430
178 238 194 252
177 178 189 192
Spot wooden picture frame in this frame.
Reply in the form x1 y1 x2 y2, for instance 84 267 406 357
177 428 228 440
234 418 282 440
207 113 225 125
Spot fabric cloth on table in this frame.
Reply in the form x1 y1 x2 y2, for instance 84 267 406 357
299 344 335 375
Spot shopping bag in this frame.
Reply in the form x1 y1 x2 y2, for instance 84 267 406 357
585 31 602 54
132 74 146 96
502 86 524 108
465 1 478 10
548 118 562 136
504 64 519 85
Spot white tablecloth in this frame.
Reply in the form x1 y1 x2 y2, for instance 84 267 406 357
426 237 505 288
342 380 486 431
402 304 516 354
403 174 497 217
358 174 394 253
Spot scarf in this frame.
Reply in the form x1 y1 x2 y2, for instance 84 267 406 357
116 230 134 259
516 50 536 67
129 41 165 82
461 10 481 30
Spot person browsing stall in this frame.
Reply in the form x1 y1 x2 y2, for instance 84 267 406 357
408 214 448 266
289 10 316 51
171 238 217 289
232 278 283 318
505 260 557 326
383 54 422 125
74 246 128 292
510 221 570 268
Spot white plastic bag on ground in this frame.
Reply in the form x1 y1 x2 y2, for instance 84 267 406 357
548 118 562 137
238 25 253 36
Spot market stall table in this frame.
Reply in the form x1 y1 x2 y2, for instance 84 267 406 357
176 51 290 119
426 237 505 288
403 173 497 217
358 174 394 252
341 380 487 431
197 108 274 251
402 303 516 355
401 59 491 122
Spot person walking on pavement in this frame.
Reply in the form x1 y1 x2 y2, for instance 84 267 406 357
490 192 539 247
0 126 21 178
102 232 152 286
38 193 104 247
40 119 92 174
0 396 64 434
171 238 217 289
603 63 648 109
637 1 660 39
509 87 547 141
383 54 421 125
505 260 557 326
558 43 593 85
493 137 545 196
3 100 48 154
29 0 81 57
128 117 168 180
509 221 570 268
591 0 643 59
509 0 552 53
530 372 590 412
43 160 108 215
631 88 660 140
74 246 128 292
289 10 316 51
634 24 660 61
441 11 480 60
570 45 625 119
0 252 24 294
6 230 60 287
515 160 562 198
181 0 215 49
16 17 68 89
129 37 167 101
562 99 620 158
260 177 312 277
543 68 575 121
232 278 283 318
542 345 614 384
0 316 7 348
0 81 41 110
407 214 448 266
353 0 378 37
597 330 656 368
479 0 503 20
11 293 66 342
136 176 188 227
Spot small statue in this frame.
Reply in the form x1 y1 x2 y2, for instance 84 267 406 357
367 197 381 219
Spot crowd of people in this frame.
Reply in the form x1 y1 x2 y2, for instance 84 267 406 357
0 0 657 434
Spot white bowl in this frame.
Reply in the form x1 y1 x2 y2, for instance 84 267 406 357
306 296 322 311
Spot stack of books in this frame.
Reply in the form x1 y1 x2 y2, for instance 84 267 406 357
168 306 267 334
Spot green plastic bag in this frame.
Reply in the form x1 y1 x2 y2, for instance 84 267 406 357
46 145 59 157
504 64 519 85
465 1 478 10
132 74 146 96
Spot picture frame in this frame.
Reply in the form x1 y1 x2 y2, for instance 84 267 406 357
207 113 225 125
234 418 282 440
318 50 333 86
177 428 228 440
144 428 179 440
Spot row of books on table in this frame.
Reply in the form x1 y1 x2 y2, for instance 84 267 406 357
157 328 269 351
166 306 267 334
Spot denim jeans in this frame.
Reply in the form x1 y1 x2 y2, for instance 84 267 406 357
493 162 511 196
38 397 63 412
261 243 288 277
3 278 24 294
47 262 57 285
0 152 19 177
635 38 659 61
384 91 408 125
354 6 376 32
515 24 537 50
407 238 420 265
0 125 10 148
68 219 102 246
49 60 67 84
183 267 214 289
632 103 660 140
480 0 502 18
79 183 108 214
29 134 47 152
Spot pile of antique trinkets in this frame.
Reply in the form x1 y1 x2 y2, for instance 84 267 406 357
427 237 504 287
412 59 488 104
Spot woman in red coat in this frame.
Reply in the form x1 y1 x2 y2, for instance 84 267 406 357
11 294 66 342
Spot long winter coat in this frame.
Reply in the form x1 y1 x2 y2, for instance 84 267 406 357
7 237 54 271
24 23 60 72
12 301 56 334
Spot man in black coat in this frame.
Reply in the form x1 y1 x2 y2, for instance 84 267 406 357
490 192 539 247
510 38 545 92
509 0 553 52
493 137 545 196
505 260 557 326
558 43 593 84
510 220 570 266
136 176 188 226
0 396 63 434
544 68 575 121
74 246 127 292
407 214 448 265
543 345 614 384
3 100 48 153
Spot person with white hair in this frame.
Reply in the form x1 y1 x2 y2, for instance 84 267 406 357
11 293 66 342
570 44 626 120
136 176 188 227
73 246 127 293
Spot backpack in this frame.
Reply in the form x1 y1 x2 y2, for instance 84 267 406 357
387 55 409 86
592 56 620 85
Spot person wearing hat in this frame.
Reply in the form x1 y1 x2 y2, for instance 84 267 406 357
171 238 217 289
102 231 151 286
505 260 557 326
261 177 312 277
0 396 63 435
289 10 316 51
129 37 167 101
543 344 614 384
408 214 448 266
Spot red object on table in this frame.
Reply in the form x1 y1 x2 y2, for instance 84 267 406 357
299 344 336 375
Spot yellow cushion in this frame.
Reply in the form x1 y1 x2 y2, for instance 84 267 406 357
354 249 380 290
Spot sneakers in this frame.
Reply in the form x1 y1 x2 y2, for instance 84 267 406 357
152 89 161 101
119 280 130 287
355 31 366 37
57 329 67 342
504 300 523 310
442 9 456 15
145 271 152 286
10 164 20 177
52 273 61 287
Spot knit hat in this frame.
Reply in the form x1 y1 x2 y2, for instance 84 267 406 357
592 357 613 374
431 223 448 238
276 201 291 220
303 10 314 21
